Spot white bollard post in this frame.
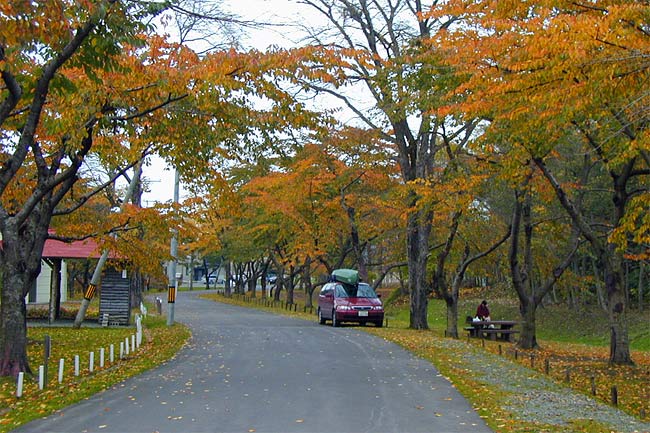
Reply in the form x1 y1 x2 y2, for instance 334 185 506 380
125 337 130 355
110 344 114 363
38 365 45 390
136 316 142 347
89 352 94 373
58 358 64 383
100 348 105 368
74 355 80 376
16 372 24 398
120 342 124 359
131 335 135 353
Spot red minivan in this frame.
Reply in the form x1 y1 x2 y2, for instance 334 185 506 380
318 281 384 327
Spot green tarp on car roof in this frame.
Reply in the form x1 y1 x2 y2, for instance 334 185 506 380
332 268 359 285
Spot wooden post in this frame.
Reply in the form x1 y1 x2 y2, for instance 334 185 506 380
498 344 502 355
530 353 534 368
611 386 618 406
564 367 570 383
544 358 550 375
514 349 518 360
590 376 596 396
43 335 51 387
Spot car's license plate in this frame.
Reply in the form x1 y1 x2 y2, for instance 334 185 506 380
358 311 368 317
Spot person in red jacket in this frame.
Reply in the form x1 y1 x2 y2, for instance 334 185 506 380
476 300 491 321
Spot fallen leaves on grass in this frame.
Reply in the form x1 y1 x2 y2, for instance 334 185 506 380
0 313 190 433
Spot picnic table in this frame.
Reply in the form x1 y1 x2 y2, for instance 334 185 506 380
464 320 519 342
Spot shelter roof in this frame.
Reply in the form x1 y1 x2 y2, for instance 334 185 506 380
1 230 120 259
42 238 107 259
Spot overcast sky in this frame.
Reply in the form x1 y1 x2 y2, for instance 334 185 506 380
141 0 321 205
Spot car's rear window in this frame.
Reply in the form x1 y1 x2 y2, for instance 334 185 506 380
336 283 378 298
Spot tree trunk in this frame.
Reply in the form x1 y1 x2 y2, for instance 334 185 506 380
407 211 431 330
518 297 539 349
224 260 232 296
343 202 368 282
0 272 31 376
509 186 577 351
639 261 644 311
188 255 194 291
273 271 283 302
48 258 62 323
130 268 144 309
444 295 459 338
246 263 256 298
202 258 210 289
533 156 633 365
0 218 49 376
303 257 313 308
286 267 295 305
603 254 633 365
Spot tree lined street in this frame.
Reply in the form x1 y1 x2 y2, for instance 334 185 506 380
15 291 492 433
1 4 649 431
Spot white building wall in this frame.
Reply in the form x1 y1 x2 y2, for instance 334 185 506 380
27 260 69 304
35 265 51 303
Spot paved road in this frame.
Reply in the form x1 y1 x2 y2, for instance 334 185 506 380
16 291 493 433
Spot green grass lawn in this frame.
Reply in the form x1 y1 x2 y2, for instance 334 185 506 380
384 297 650 350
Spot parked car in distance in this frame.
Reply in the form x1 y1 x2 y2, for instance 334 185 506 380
207 275 224 285
266 272 277 284
317 270 384 327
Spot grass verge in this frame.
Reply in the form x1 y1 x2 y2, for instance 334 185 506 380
0 311 190 432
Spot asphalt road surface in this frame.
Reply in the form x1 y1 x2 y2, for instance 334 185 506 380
16 291 493 433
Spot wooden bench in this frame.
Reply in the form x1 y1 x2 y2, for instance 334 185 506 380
464 319 519 342
478 328 519 342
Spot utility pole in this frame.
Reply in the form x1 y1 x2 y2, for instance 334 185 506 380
167 169 180 326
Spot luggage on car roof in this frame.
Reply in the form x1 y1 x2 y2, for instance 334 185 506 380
332 269 359 285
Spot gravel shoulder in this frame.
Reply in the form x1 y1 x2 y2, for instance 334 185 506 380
433 337 650 433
